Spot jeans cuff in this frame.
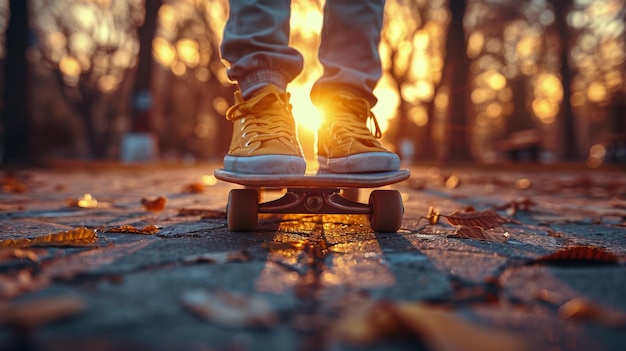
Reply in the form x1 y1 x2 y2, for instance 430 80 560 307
238 70 288 98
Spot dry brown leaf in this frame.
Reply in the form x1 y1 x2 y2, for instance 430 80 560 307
106 224 159 235
494 197 537 216
332 300 528 351
451 226 509 243
1 173 27 193
530 246 619 265
180 289 278 328
141 196 167 212
183 182 206 193
183 250 250 264
444 209 513 229
559 298 626 328
0 295 85 330
0 227 97 248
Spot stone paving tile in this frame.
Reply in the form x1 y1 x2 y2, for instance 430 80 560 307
0 163 625 351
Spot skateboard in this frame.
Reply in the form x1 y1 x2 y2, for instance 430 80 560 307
214 169 410 232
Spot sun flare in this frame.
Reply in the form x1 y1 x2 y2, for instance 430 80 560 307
289 84 322 132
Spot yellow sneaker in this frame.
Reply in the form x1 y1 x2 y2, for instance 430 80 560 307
317 93 400 173
224 85 306 174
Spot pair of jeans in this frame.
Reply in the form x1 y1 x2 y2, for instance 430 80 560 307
220 0 386 106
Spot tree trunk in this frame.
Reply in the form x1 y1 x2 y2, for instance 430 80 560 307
552 0 578 160
439 0 472 161
2 0 31 165
131 0 162 132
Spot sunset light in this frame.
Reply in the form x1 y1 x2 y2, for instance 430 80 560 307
289 84 322 132
12 0 623 163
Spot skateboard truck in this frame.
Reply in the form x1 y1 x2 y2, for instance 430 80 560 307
260 188 371 215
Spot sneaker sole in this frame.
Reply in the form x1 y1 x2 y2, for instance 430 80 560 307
318 152 401 173
224 155 306 174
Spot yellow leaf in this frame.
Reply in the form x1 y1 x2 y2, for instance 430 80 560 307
106 224 159 235
0 227 97 248
67 193 98 208
427 206 440 225
332 300 530 351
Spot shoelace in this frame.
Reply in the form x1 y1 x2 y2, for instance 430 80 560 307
226 92 297 145
330 96 382 143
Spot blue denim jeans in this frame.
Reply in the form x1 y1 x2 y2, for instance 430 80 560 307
221 0 385 106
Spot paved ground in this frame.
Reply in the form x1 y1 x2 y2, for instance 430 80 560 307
0 162 625 351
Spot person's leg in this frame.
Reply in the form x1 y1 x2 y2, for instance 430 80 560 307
222 0 303 97
312 0 400 173
220 0 306 174
311 0 384 105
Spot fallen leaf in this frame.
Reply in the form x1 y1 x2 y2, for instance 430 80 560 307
515 178 532 190
105 224 159 235
141 196 167 212
183 182 206 193
0 248 47 263
451 226 509 243
444 209 514 229
559 298 626 328
529 246 619 266
332 299 528 351
183 250 250 264
445 174 461 189
426 206 440 225
1 173 27 193
494 197 537 216
180 289 278 328
0 295 85 330
0 227 98 248
66 193 91 208
0 270 47 299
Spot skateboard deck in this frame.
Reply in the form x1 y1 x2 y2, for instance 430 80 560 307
214 169 410 188
214 169 410 233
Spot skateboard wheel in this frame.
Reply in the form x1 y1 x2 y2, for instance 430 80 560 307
369 190 403 232
227 189 259 231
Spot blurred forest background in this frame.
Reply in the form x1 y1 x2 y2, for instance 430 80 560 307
0 0 625 167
